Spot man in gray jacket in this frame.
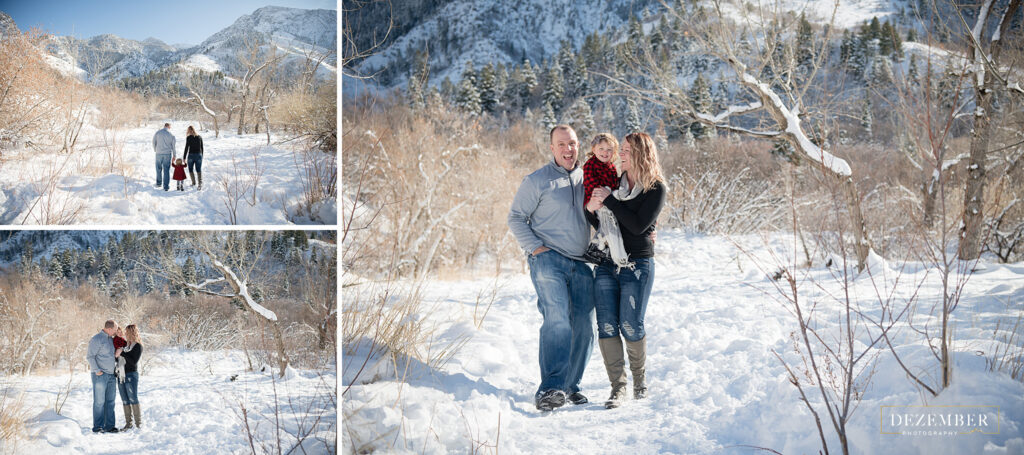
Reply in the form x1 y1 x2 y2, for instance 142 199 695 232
152 123 176 191
88 320 119 433
508 124 595 411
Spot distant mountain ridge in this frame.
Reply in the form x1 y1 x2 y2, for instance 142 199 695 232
2 6 336 84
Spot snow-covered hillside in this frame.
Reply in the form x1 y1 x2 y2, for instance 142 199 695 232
5 349 335 455
343 232 1024 453
347 0 912 90
0 124 337 225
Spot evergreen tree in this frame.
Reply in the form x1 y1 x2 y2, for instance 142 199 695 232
440 76 456 104
878 21 894 56
574 54 589 99
541 101 557 131
455 61 482 115
519 59 538 110
907 54 920 86
144 272 156 295
870 54 894 87
406 70 425 110
688 74 714 139
542 61 565 113
860 96 873 137
840 30 855 64
20 242 34 273
558 40 579 99
47 257 64 279
182 257 197 296
478 63 499 114
889 23 904 61
601 99 615 131
795 13 815 71
294 231 309 249
109 269 130 299
906 28 917 42
61 249 74 279
625 98 643 133
95 273 107 292
566 98 596 142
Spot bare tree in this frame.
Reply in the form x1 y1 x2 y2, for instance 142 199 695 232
613 0 872 270
236 36 277 135
142 232 291 377
956 0 1023 259
188 86 220 138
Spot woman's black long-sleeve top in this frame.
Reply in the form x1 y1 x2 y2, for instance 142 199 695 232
122 343 143 373
585 178 666 259
184 135 203 156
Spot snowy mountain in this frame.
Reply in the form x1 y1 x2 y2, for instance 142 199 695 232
345 0 913 89
349 0 660 88
9 6 336 85
0 230 117 265
185 6 336 76
0 11 18 37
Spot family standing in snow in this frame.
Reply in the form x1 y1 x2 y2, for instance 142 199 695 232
508 125 665 411
88 320 144 433
152 123 205 191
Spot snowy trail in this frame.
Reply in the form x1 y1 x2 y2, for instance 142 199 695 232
0 123 335 225
343 232 1024 454
9 349 335 455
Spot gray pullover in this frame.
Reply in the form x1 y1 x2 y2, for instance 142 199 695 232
87 331 115 374
508 159 590 261
153 128 176 156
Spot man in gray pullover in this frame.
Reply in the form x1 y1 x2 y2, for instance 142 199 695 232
508 124 595 411
88 320 119 433
152 123 176 191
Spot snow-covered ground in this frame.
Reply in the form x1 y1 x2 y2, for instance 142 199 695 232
343 231 1024 454
0 124 336 225
4 349 336 455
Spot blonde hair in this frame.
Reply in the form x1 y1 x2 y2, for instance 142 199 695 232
623 132 664 192
587 133 619 163
125 324 140 344
187 125 197 136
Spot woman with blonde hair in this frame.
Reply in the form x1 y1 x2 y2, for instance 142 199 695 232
585 131 666 409
183 125 204 190
117 324 143 429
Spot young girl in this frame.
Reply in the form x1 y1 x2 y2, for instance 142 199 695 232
171 158 187 191
583 133 631 268
113 326 127 382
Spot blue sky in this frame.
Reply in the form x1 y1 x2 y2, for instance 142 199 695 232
0 0 336 46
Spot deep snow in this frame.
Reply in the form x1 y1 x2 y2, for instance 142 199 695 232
343 231 1024 454
4 349 336 455
0 124 336 225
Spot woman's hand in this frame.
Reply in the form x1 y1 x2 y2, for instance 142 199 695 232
592 187 611 200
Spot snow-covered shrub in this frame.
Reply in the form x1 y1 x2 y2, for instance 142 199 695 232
165 311 244 351
343 97 525 277
0 382 28 454
664 166 787 234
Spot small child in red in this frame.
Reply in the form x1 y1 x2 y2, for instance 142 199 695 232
583 133 619 205
583 133 632 267
113 327 127 382
172 158 187 191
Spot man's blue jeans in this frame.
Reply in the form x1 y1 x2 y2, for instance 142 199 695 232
527 250 594 396
155 153 171 190
91 372 116 432
594 257 654 342
118 371 139 405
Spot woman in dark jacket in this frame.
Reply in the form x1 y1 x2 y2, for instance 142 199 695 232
118 324 144 430
585 131 666 409
183 125 204 190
